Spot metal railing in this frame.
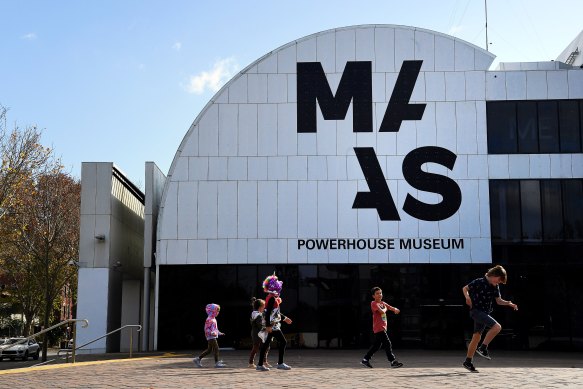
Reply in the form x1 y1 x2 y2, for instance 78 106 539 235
0 318 89 354
58 324 142 363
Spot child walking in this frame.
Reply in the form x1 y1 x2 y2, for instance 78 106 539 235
256 273 293 371
462 265 518 373
193 303 226 368
361 287 403 369
249 297 271 368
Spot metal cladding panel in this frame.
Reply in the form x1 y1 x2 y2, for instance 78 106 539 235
156 25 574 265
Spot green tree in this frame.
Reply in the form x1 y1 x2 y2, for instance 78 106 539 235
0 272 23 337
0 105 55 340
4 172 80 361
0 106 80 361
2 253 44 336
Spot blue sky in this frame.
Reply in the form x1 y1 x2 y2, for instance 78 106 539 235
1 0 581 188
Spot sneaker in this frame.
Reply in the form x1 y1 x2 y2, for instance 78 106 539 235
276 363 292 370
390 360 404 368
264 361 272 368
248 363 256 368
476 346 491 360
361 359 373 368
463 361 478 373
215 360 226 368
256 365 270 371
193 357 202 368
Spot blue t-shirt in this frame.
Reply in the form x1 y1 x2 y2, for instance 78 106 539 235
467 277 501 313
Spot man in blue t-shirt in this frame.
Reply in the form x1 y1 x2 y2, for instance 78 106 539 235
461 265 518 373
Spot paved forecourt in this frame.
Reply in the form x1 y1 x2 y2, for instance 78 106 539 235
0 349 581 388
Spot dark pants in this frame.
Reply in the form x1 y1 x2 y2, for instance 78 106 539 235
363 330 396 362
199 339 219 362
258 329 286 365
249 339 270 364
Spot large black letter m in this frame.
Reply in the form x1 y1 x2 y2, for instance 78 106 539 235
297 62 372 133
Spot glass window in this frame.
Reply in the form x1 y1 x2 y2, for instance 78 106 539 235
489 181 521 241
562 180 583 240
155 263 583 350
298 265 318 333
237 265 258 300
487 101 517 153
257 265 285 285
488 99 583 155
581 100 583 148
221 265 237 291
158 266 219 350
559 101 581 152
538 101 560 153
520 181 542 240
517 101 539 153
541 180 563 240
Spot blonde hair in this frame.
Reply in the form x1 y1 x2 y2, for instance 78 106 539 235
486 265 507 284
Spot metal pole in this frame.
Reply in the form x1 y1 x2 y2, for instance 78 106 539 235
71 323 77 363
485 0 489 51
130 330 133 358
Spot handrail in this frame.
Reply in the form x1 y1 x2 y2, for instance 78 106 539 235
0 319 89 352
58 324 142 362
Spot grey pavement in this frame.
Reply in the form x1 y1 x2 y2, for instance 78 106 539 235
1 349 582 388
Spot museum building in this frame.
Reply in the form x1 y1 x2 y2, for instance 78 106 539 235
76 25 583 353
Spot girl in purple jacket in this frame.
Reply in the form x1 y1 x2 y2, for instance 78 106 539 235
193 303 226 368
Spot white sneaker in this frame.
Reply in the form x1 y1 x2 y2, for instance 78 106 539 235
256 365 270 371
193 357 202 368
215 360 226 368
276 363 292 370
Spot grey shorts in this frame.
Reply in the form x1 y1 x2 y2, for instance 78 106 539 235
469 309 498 334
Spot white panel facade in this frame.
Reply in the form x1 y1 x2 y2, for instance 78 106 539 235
247 74 268 103
374 27 395 72
157 24 580 267
526 71 548 99
568 70 583 98
177 182 197 239
506 71 527 100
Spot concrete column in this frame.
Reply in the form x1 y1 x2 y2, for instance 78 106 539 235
75 268 109 354
141 267 150 351
120 280 141 352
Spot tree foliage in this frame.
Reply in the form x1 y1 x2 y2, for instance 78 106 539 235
4 172 80 358
0 105 53 220
0 106 80 361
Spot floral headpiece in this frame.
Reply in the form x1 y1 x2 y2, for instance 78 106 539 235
262 272 283 295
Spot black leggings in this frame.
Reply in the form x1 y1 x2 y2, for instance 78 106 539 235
199 339 220 362
363 330 395 362
258 329 286 365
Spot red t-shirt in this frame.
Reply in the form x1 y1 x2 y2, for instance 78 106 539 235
371 300 391 333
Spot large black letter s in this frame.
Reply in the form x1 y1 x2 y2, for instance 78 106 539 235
402 146 462 221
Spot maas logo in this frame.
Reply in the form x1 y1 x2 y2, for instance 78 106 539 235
297 60 461 222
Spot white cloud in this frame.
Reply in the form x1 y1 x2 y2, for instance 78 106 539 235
21 33 37 40
185 57 239 95
172 42 182 51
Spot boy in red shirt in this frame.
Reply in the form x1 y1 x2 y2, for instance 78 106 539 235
361 287 403 368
